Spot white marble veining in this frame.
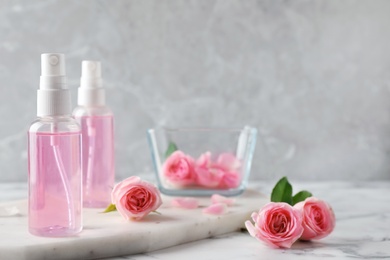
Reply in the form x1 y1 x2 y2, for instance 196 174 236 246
1 180 389 259
0 1 390 182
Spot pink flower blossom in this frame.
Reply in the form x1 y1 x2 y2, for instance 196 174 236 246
294 197 335 240
171 197 199 209
211 194 235 206
202 203 228 215
245 202 303 248
111 176 162 220
162 151 195 186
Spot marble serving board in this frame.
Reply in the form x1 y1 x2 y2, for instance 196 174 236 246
0 190 267 260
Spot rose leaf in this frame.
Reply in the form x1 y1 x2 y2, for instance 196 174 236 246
102 203 117 213
165 142 178 158
292 190 312 205
270 176 293 205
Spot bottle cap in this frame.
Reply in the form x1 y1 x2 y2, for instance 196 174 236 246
37 53 71 116
77 60 105 106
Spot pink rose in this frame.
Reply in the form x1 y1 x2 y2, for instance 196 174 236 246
162 151 195 186
294 197 335 240
194 152 241 188
245 202 303 248
111 176 162 220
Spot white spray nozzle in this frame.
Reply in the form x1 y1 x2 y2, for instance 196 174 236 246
37 53 71 116
82 61 101 80
78 60 105 106
40 53 67 90
41 53 66 77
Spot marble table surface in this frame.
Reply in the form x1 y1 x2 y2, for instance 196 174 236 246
1 180 389 260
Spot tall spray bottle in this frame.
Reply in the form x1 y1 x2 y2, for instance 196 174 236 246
73 61 115 208
28 53 82 237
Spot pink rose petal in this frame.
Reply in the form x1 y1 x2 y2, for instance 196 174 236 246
216 153 241 171
211 194 235 206
171 198 199 209
194 152 242 189
195 167 224 188
219 171 241 188
245 220 257 237
202 203 227 215
196 151 212 168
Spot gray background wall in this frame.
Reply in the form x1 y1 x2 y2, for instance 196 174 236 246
1 0 390 182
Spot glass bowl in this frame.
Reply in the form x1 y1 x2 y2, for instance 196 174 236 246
147 126 257 196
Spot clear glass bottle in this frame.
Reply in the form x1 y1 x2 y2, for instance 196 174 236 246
73 61 115 208
28 53 82 237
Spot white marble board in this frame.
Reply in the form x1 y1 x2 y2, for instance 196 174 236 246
0 190 267 260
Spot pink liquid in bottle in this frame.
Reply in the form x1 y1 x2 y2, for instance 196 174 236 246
28 131 82 237
77 115 114 208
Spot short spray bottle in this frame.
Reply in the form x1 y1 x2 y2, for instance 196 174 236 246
73 61 115 208
28 53 82 237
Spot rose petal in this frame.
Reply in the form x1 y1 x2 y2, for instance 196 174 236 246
216 153 241 171
111 176 142 204
211 194 235 206
195 167 224 188
202 203 228 215
171 198 199 209
218 171 241 189
196 151 212 167
245 220 258 237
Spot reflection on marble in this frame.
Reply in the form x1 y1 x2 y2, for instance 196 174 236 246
1 1 390 182
1 180 390 259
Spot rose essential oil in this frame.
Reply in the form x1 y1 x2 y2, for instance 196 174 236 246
75 114 114 207
28 53 82 237
73 61 115 208
29 130 82 236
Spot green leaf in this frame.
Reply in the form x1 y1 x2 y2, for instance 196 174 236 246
164 142 178 158
270 176 293 205
292 190 312 205
102 203 117 213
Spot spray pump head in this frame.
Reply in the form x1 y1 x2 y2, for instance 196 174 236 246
78 60 105 107
37 53 71 116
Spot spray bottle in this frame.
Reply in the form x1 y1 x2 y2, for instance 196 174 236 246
73 61 115 208
28 53 82 237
